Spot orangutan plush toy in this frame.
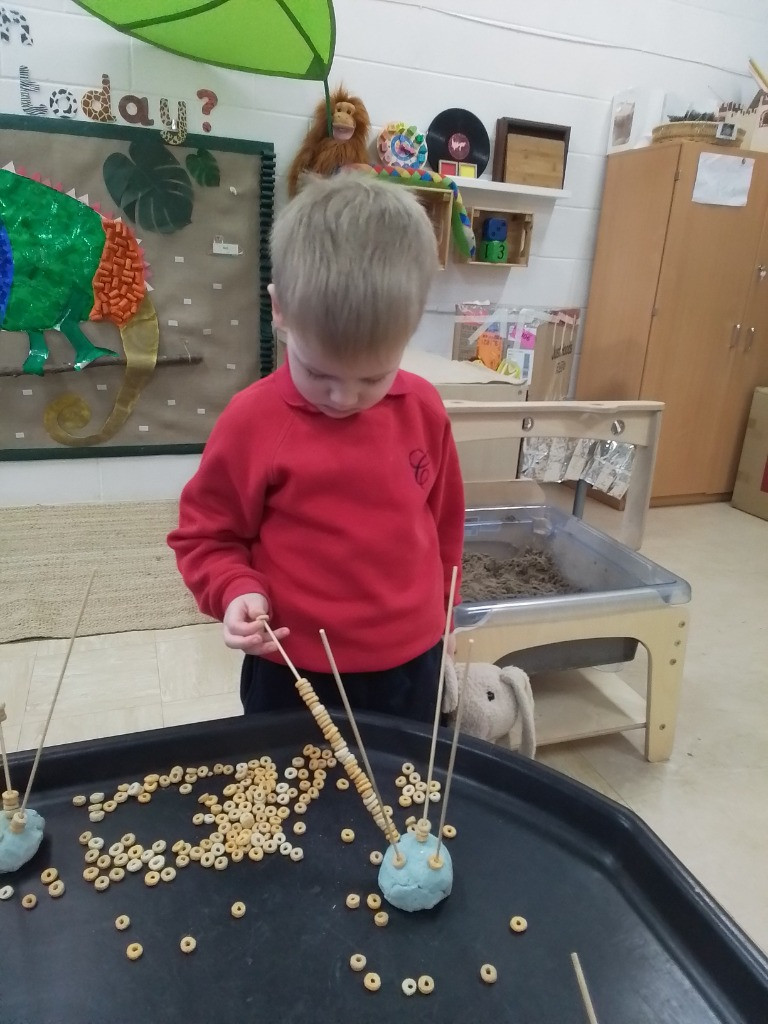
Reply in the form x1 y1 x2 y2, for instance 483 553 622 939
287 87 371 197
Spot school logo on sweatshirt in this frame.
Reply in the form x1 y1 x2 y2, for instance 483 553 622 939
409 448 430 486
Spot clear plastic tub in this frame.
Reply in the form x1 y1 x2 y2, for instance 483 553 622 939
456 505 691 672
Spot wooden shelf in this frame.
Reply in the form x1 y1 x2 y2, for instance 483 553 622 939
447 176 571 199
519 668 646 749
463 260 527 269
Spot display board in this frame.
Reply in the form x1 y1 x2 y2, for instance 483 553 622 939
0 113 274 459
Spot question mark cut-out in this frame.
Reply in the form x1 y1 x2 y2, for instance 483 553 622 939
197 89 218 133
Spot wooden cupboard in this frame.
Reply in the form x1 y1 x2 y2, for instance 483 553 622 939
576 141 768 503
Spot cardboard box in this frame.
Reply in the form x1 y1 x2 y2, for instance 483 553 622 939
526 312 578 401
731 387 768 521
452 304 578 400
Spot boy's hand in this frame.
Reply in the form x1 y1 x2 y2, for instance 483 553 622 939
222 593 290 655
446 633 457 660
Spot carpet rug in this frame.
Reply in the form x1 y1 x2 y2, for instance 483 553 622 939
0 501 212 643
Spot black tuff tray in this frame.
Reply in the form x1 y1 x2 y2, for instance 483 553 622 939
2 712 767 1024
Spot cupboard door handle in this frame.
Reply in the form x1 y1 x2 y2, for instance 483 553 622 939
730 323 742 348
745 326 755 352
758 265 767 280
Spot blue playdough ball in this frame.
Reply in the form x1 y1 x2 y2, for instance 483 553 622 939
378 830 452 911
0 808 46 874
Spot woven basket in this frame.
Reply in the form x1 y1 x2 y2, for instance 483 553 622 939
651 121 745 147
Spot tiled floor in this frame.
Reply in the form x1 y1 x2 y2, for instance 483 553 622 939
1 501 766 956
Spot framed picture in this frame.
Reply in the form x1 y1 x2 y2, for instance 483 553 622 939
438 159 477 178
438 159 459 176
0 113 275 460
608 88 668 153
715 121 737 141
492 117 570 189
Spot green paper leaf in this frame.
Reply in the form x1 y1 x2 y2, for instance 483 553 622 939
72 0 335 80
186 149 220 187
103 140 193 235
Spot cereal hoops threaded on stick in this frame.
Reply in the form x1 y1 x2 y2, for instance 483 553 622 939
261 622 400 848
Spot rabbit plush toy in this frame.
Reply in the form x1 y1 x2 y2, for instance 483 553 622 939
443 658 536 758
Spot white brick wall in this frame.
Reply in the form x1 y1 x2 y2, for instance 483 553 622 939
1 0 765 503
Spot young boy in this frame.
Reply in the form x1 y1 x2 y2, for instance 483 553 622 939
168 174 464 723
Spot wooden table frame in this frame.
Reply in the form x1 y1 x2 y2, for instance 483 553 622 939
445 399 689 762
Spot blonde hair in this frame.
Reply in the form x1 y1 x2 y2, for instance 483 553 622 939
271 173 438 359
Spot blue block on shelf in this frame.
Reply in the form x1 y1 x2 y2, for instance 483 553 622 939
482 217 507 242
480 240 508 262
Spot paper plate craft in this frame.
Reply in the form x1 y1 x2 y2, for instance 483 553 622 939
377 122 428 170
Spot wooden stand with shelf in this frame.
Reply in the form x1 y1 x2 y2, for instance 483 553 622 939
466 207 532 267
410 185 453 269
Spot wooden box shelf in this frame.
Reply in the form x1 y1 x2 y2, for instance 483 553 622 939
410 185 453 269
466 206 533 267
493 117 571 190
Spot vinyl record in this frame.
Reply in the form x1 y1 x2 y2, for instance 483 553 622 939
426 107 491 175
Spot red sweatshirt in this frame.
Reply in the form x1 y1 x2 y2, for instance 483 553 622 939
168 363 464 673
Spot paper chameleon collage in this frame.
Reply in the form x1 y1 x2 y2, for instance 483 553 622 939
0 5 274 456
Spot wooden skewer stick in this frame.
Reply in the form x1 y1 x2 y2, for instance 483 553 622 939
571 952 599 1024
748 57 768 92
319 629 404 866
18 570 95 822
430 638 473 869
261 621 400 849
259 617 301 682
0 703 14 794
421 564 459 835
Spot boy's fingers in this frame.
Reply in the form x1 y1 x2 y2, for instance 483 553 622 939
244 629 290 655
226 619 264 638
247 622 290 643
224 628 290 651
244 607 269 623
223 617 290 653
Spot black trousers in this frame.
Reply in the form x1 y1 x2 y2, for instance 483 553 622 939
240 642 443 724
